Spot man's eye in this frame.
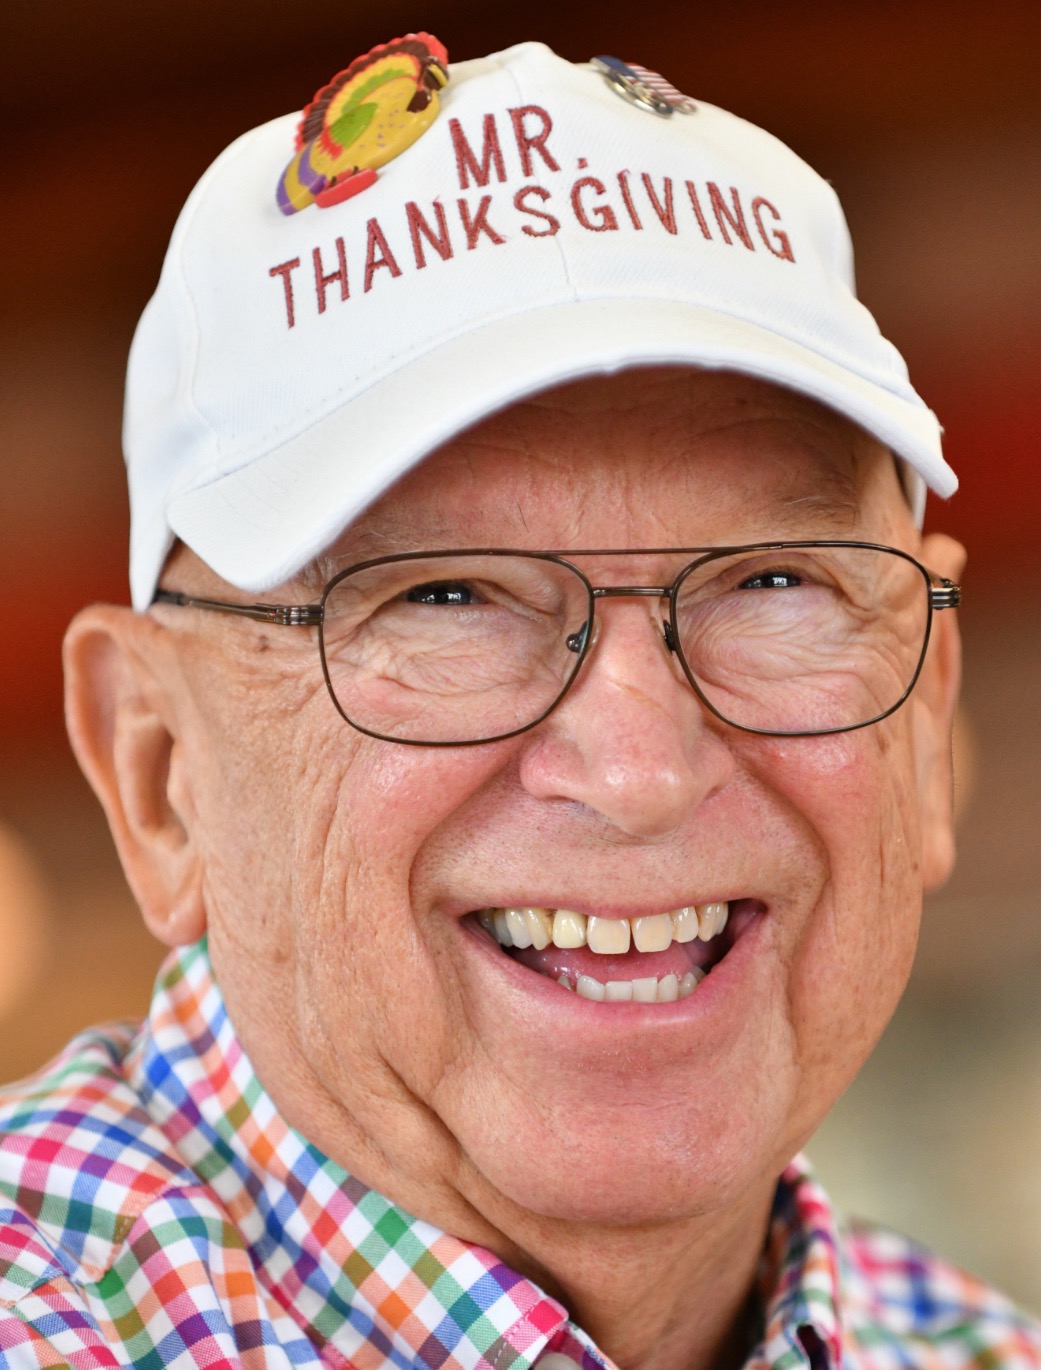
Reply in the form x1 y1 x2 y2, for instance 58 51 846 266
404 581 478 606
738 570 803 590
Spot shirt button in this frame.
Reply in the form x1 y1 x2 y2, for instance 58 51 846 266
537 1356 584 1370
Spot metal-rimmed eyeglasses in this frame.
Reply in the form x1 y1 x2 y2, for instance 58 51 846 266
152 541 961 747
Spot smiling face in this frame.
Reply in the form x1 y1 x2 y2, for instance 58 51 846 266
75 368 963 1259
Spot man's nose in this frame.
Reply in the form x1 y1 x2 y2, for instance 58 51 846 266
517 600 737 838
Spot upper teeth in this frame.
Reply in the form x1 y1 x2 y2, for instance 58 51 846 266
479 903 729 953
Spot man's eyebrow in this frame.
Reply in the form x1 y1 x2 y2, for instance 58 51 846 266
765 485 861 535
733 450 862 533
297 524 421 591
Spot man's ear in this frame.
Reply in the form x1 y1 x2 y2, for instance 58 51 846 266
913 533 967 892
63 605 206 947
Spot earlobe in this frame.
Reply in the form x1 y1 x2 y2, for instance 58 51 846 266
63 606 207 947
915 533 967 891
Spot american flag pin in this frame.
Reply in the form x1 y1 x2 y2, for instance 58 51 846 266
591 55 697 118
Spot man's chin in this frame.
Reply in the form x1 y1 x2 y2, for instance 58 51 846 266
457 1097 787 1234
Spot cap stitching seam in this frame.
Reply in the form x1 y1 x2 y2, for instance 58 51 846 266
170 130 267 492
499 48 579 302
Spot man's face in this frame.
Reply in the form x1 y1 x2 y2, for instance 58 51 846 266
122 370 962 1242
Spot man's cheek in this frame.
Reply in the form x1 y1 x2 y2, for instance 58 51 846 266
753 725 924 915
790 715 913 800
336 741 515 874
750 730 887 832
781 735 923 1123
801 730 923 965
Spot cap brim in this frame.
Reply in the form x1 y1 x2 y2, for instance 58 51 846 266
159 295 953 598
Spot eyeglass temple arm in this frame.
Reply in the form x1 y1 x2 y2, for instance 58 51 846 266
151 589 323 628
929 579 961 611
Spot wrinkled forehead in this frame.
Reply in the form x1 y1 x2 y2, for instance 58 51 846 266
307 368 912 576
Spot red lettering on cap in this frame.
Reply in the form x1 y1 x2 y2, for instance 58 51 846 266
450 114 507 191
707 183 754 251
617 171 643 231
685 182 712 240
509 106 560 178
313 238 349 314
364 219 402 291
641 174 677 235
571 177 619 232
457 196 506 249
514 186 561 237
407 201 454 269
752 197 796 262
269 258 301 329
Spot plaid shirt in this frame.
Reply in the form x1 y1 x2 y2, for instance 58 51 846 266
1 942 1039 1369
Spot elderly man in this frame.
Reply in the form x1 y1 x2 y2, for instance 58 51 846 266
1 35 1038 1370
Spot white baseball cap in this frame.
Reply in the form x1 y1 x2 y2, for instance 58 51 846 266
125 39 955 610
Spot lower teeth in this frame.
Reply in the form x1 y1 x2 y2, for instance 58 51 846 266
557 970 704 1002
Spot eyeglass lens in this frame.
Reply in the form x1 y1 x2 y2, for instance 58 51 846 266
319 548 931 745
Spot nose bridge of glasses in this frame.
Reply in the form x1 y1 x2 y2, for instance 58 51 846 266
591 586 672 599
579 585 676 658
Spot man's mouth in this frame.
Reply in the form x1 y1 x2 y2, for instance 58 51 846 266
468 900 761 1004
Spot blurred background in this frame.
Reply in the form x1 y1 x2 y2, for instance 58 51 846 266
2 0 1039 1312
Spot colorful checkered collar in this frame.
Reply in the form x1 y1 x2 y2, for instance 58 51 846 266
127 942 844 1370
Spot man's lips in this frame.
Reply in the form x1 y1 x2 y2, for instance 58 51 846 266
464 899 764 1004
